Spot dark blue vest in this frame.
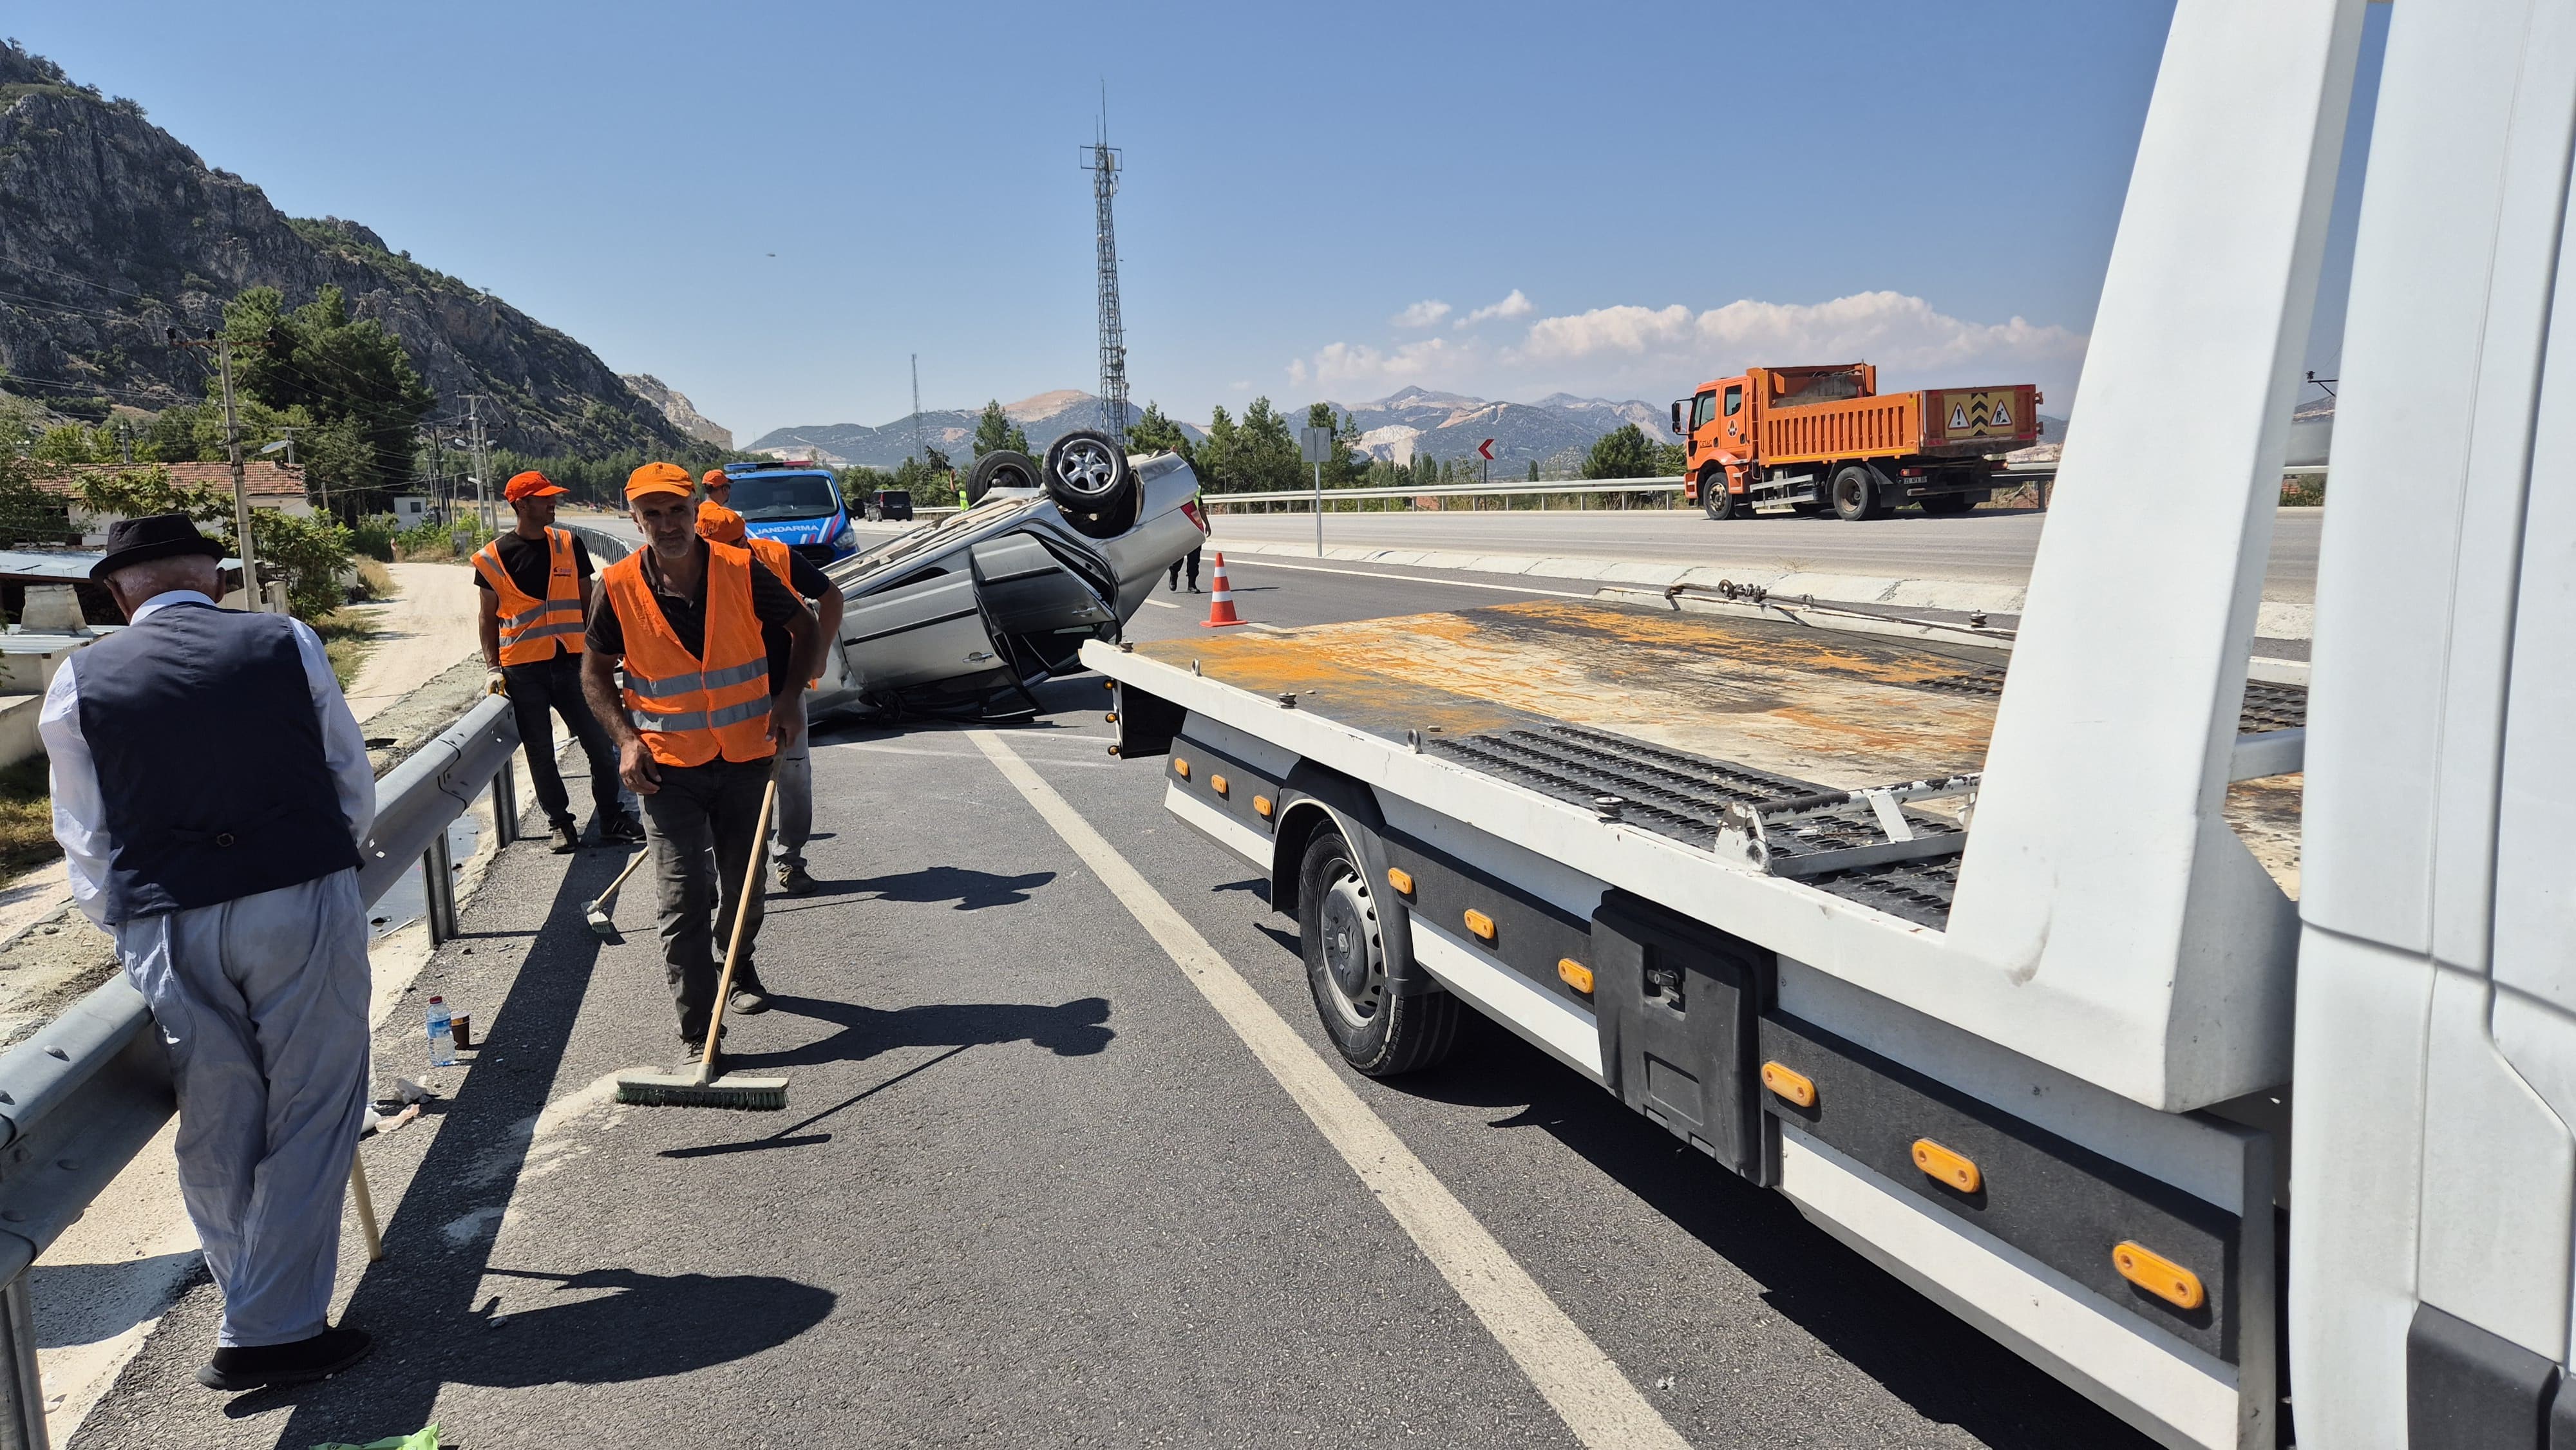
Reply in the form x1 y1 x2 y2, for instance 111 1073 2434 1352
74 603 360 924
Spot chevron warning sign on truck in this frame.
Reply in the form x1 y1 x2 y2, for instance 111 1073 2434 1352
1940 389 2022 440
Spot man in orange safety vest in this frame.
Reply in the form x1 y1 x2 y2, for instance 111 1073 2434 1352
697 498 844 896
580 464 820 1059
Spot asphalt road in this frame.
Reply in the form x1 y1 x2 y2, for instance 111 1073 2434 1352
1208 504 2325 600
77 563 2154 1449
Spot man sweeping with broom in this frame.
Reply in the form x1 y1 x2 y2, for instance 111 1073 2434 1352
581 462 820 1105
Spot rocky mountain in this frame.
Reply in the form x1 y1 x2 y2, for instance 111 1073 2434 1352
748 391 1198 470
1324 386 1677 473
0 42 692 455
621 373 732 449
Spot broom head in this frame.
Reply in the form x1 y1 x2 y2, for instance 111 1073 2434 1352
614 1069 788 1110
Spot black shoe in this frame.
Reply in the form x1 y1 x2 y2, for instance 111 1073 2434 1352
776 861 815 896
728 975 771 1015
196 1325 372 1391
599 813 645 845
549 822 580 854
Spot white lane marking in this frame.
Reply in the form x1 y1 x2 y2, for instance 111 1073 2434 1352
1217 555 1600 600
969 730 1690 1450
1144 598 1182 609
835 740 1115 767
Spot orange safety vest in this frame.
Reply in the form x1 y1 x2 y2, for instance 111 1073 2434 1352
738 534 823 687
602 542 775 768
472 527 586 664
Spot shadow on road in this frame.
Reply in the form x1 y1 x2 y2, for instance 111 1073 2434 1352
735 994 1113 1072
820 865 1058 911
662 1042 976 1160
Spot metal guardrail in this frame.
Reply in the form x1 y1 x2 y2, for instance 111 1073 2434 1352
0 692 524 1448
1198 462 2067 509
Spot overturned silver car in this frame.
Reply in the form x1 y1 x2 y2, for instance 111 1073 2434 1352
804 431 1208 721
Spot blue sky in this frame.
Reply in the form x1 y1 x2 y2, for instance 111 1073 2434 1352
17 2 2381 443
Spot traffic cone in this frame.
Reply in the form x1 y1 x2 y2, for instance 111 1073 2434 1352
1201 553 1244 627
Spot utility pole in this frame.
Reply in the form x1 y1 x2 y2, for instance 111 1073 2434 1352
466 395 493 534
169 327 262 608
1081 95 1129 445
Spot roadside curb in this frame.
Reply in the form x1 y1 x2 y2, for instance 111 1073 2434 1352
1211 538 2316 641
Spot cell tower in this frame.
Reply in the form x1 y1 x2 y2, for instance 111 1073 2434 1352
1083 99 1129 445
910 353 927 464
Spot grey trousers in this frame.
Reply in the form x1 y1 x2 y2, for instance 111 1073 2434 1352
770 735 811 871
641 756 774 1040
116 869 370 1348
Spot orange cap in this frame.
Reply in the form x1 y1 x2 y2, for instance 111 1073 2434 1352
504 470 567 502
625 462 694 500
702 469 728 488
696 500 746 543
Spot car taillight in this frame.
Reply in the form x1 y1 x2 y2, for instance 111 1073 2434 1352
1181 499 1209 532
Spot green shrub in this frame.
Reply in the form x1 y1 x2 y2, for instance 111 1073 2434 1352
348 514 398 562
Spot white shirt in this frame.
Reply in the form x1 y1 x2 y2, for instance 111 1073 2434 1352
38 591 377 928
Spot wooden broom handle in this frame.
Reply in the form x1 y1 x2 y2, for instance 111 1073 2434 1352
698 772 779 1081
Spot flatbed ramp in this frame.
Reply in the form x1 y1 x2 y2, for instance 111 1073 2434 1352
1130 599 2304 923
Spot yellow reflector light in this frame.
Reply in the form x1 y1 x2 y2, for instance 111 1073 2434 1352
1759 1060 1816 1108
1254 795 1274 818
1174 758 1190 779
1104 711 1118 724
1557 958 1594 993
2112 1242 2205 1310
1386 867 1414 896
1910 1138 1981 1194
1464 909 1496 943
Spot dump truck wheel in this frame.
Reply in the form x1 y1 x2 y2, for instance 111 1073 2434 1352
1830 464 1884 521
1299 829 1459 1077
1043 430 1136 516
1702 472 1743 520
967 448 1041 506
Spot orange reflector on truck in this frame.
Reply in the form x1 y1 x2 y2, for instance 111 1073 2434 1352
1104 711 1117 724
1759 1061 1816 1108
1464 909 1496 943
1386 867 1414 896
1254 795 1273 818
1910 1138 1981 1194
1557 958 1593 993
2112 1242 2205 1310
1174 758 1190 779
1210 775 1229 798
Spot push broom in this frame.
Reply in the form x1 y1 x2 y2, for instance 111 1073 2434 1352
584 845 650 938
616 767 790 1110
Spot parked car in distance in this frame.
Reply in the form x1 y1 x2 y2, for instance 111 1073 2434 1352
804 431 1208 722
865 489 914 522
720 459 860 564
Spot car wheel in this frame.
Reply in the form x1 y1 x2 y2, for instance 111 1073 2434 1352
1830 464 1885 522
967 449 1041 506
1042 431 1137 518
1299 829 1459 1077
1702 471 1742 521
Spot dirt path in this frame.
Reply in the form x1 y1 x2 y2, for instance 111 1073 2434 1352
342 561 483 726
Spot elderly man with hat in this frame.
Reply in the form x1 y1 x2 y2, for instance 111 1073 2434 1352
473 469 640 852
39 514 377 1389
696 497 844 896
583 464 820 1055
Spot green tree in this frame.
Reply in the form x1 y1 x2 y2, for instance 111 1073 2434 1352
1410 451 1437 491
222 285 437 509
1234 397 1303 493
1304 402 1368 488
1130 400 1198 469
1580 424 1658 480
1526 460 1540 482
1197 406 1241 491
971 400 1032 458
74 465 354 618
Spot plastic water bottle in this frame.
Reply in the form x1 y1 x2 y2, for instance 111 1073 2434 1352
426 996 456 1068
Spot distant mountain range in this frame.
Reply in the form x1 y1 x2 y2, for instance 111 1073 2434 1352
747 391 1194 469
1324 387 1672 473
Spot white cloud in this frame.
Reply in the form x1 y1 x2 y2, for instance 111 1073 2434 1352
1290 337 1471 390
1456 288 1534 328
1513 291 2083 380
1390 299 1452 329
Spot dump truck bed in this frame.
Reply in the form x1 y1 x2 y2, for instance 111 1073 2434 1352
1124 599 2302 922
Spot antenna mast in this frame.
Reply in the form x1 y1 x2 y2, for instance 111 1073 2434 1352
1082 94 1129 445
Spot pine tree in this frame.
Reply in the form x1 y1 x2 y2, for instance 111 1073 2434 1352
971 400 1032 458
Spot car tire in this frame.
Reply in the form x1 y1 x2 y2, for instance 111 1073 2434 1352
1830 464 1885 522
967 449 1041 507
1702 471 1743 521
1042 431 1137 518
1300 828 1459 1078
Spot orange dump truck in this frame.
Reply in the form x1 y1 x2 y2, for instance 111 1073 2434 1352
1671 362 2041 520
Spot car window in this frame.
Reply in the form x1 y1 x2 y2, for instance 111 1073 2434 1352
1692 392 1717 428
727 473 841 520
1724 386 1744 418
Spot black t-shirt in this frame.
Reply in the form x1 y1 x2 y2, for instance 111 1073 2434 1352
475 528 592 598
784 551 829 602
587 541 806 687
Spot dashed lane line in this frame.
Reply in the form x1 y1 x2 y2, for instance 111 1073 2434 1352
968 729 1692 1450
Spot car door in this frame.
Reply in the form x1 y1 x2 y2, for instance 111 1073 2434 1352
836 568 1008 693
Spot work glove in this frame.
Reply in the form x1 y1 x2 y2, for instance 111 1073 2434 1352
485 668 509 698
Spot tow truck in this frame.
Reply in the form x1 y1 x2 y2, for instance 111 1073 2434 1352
1086 3 2576 1445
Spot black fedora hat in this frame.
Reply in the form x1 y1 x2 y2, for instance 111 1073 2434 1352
90 513 227 581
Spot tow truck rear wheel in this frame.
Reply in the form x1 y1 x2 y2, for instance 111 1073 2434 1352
1830 464 1886 522
1298 829 1459 1077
